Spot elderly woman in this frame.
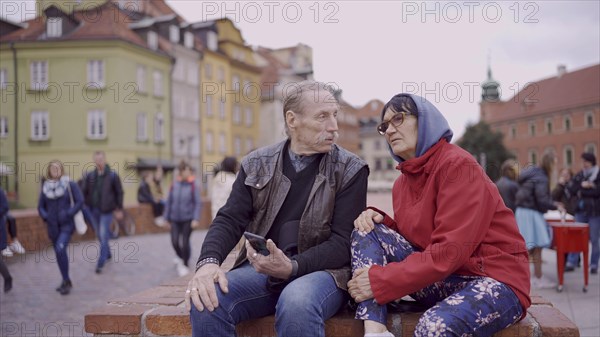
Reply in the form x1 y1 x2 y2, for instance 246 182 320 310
348 94 531 337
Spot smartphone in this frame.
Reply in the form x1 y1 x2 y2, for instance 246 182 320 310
243 232 270 256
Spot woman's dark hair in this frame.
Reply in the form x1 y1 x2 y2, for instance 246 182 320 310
381 94 418 119
540 152 555 178
178 160 192 173
220 156 238 174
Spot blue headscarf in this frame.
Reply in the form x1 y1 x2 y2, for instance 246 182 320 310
381 93 453 162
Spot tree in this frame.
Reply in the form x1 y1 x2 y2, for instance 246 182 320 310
457 121 513 182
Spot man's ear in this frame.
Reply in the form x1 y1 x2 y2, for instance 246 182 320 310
285 110 296 130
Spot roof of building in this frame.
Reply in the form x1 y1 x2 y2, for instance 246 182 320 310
488 64 600 122
356 99 385 119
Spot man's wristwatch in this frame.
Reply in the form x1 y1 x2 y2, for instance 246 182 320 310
290 259 299 278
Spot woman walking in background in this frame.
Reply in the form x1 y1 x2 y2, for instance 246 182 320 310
165 161 202 276
38 160 84 295
515 152 564 289
0 187 13 292
496 158 520 213
210 156 238 219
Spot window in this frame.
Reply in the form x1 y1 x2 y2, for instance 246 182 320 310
205 63 213 79
233 105 241 124
206 131 214 153
585 112 594 128
375 159 382 171
234 136 241 156
184 31 194 49
232 74 240 90
219 99 225 119
31 111 49 140
173 60 185 82
246 137 253 153
529 122 536 137
136 112 147 141
584 144 597 157
207 31 218 51
219 132 226 154
169 25 180 43
87 110 106 139
30 61 48 90
154 113 164 143
374 139 381 150
147 31 158 50
205 95 213 116
546 120 553 134
511 125 517 139
529 150 537 165
136 65 146 93
0 117 7 138
87 60 104 88
245 107 253 126
153 70 163 96
47 17 62 38
217 67 225 83
564 116 571 132
0 68 7 89
564 147 574 167
187 62 198 86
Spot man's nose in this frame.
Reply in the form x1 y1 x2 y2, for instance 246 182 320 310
326 116 338 131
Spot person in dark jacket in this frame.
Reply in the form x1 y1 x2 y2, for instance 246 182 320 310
0 187 13 292
38 160 83 295
81 151 124 274
551 168 577 216
137 170 165 225
164 161 201 276
496 158 520 213
515 152 564 289
565 153 600 274
186 81 369 337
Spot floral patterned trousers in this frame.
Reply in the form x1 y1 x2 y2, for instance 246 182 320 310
351 224 523 337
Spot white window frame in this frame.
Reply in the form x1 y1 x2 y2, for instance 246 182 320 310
563 146 574 167
153 70 163 97
205 63 213 79
206 131 214 153
154 113 164 143
217 66 225 83
136 112 147 141
584 143 598 157
136 65 146 93
564 116 572 132
30 61 48 90
87 109 107 139
47 17 62 38
0 68 7 89
545 119 553 135
87 60 105 88
528 121 536 137
147 31 158 50
528 149 538 166
232 74 240 90
219 132 226 154
184 31 194 49
31 111 49 141
206 95 213 117
245 107 253 126
219 99 225 120
0 116 7 138
207 31 218 51
585 111 594 128
234 136 241 156
233 104 241 124
169 25 180 43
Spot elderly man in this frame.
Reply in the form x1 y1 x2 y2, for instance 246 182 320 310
186 81 369 337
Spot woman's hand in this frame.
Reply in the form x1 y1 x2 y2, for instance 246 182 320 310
347 267 375 303
184 264 228 312
353 209 384 233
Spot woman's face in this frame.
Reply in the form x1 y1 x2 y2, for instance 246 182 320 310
49 163 62 180
180 167 192 179
381 108 418 160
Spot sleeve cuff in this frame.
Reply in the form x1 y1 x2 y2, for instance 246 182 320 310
366 206 396 228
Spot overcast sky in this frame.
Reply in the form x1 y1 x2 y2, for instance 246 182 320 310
3 1 599 138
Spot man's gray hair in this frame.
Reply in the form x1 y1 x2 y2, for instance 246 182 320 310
282 81 338 136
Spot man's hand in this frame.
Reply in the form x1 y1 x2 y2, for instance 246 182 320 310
354 209 384 233
114 209 124 221
245 240 293 280
347 267 374 303
184 264 228 312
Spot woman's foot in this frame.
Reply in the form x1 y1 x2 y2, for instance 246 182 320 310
59 280 73 295
4 277 12 293
364 320 393 337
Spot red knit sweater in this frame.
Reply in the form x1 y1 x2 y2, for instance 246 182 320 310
368 140 531 314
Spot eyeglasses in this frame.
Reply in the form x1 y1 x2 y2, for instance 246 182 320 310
376 111 411 135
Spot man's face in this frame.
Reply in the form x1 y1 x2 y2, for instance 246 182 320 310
289 89 339 155
94 153 106 170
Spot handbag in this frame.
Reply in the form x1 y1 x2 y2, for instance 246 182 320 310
68 183 87 235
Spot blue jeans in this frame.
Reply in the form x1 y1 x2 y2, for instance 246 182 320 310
189 262 348 337
89 208 113 268
53 231 72 282
567 213 600 269
351 224 523 337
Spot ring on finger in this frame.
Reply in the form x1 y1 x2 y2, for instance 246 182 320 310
186 289 191 294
